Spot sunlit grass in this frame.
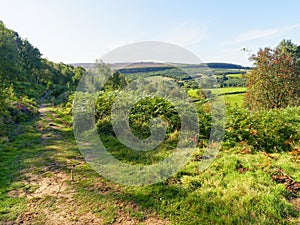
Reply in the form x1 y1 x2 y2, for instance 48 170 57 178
1 105 300 224
189 87 246 106
208 87 246 94
224 93 244 106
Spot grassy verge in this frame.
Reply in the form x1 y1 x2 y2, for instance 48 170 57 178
0 118 42 220
51 107 300 224
71 149 300 224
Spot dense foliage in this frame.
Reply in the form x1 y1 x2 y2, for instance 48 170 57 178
0 21 85 138
224 106 300 152
216 73 247 87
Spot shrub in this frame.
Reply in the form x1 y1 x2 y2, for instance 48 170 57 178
7 96 38 123
93 89 212 144
223 106 300 152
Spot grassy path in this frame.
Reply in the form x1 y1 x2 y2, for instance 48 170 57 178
0 105 168 225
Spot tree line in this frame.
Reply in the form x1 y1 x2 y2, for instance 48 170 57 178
0 21 85 137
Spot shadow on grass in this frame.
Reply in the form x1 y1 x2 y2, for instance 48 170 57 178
0 108 78 221
0 117 44 220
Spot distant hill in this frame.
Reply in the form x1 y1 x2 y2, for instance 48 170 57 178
206 63 251 70
71 62 251 70
71 63 92 68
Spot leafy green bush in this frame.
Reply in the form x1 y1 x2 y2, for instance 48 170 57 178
0 89 38 139
95 91 181 138
7 96 38 123
13 82 46 101
94 90 212 143
223 106 300 152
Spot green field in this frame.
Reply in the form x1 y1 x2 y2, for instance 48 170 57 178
227 74 241 78
212 87 246 106
188 87 246 106
187 89 199 97
224 93 244 106
208 87 246 94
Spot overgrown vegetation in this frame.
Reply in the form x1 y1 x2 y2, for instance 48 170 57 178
224 106 300 152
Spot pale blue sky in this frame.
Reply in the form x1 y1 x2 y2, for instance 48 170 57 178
1 0 300 65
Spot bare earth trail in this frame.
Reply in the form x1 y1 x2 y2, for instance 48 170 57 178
5 104 168 225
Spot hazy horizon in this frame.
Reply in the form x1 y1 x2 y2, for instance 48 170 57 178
1 0 300 66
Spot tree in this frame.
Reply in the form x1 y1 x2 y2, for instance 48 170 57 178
105 71 127 90
91 61 127 91
244 42 300 110
18 39 43 83
276 39 299 57
276 39 300 67
0 21 22 83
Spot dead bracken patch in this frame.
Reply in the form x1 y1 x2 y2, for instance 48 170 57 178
271 168 300 216
114 216 169 225
235 160 250 174
272 173 300 193
291 198 300 211
112 200 170 225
